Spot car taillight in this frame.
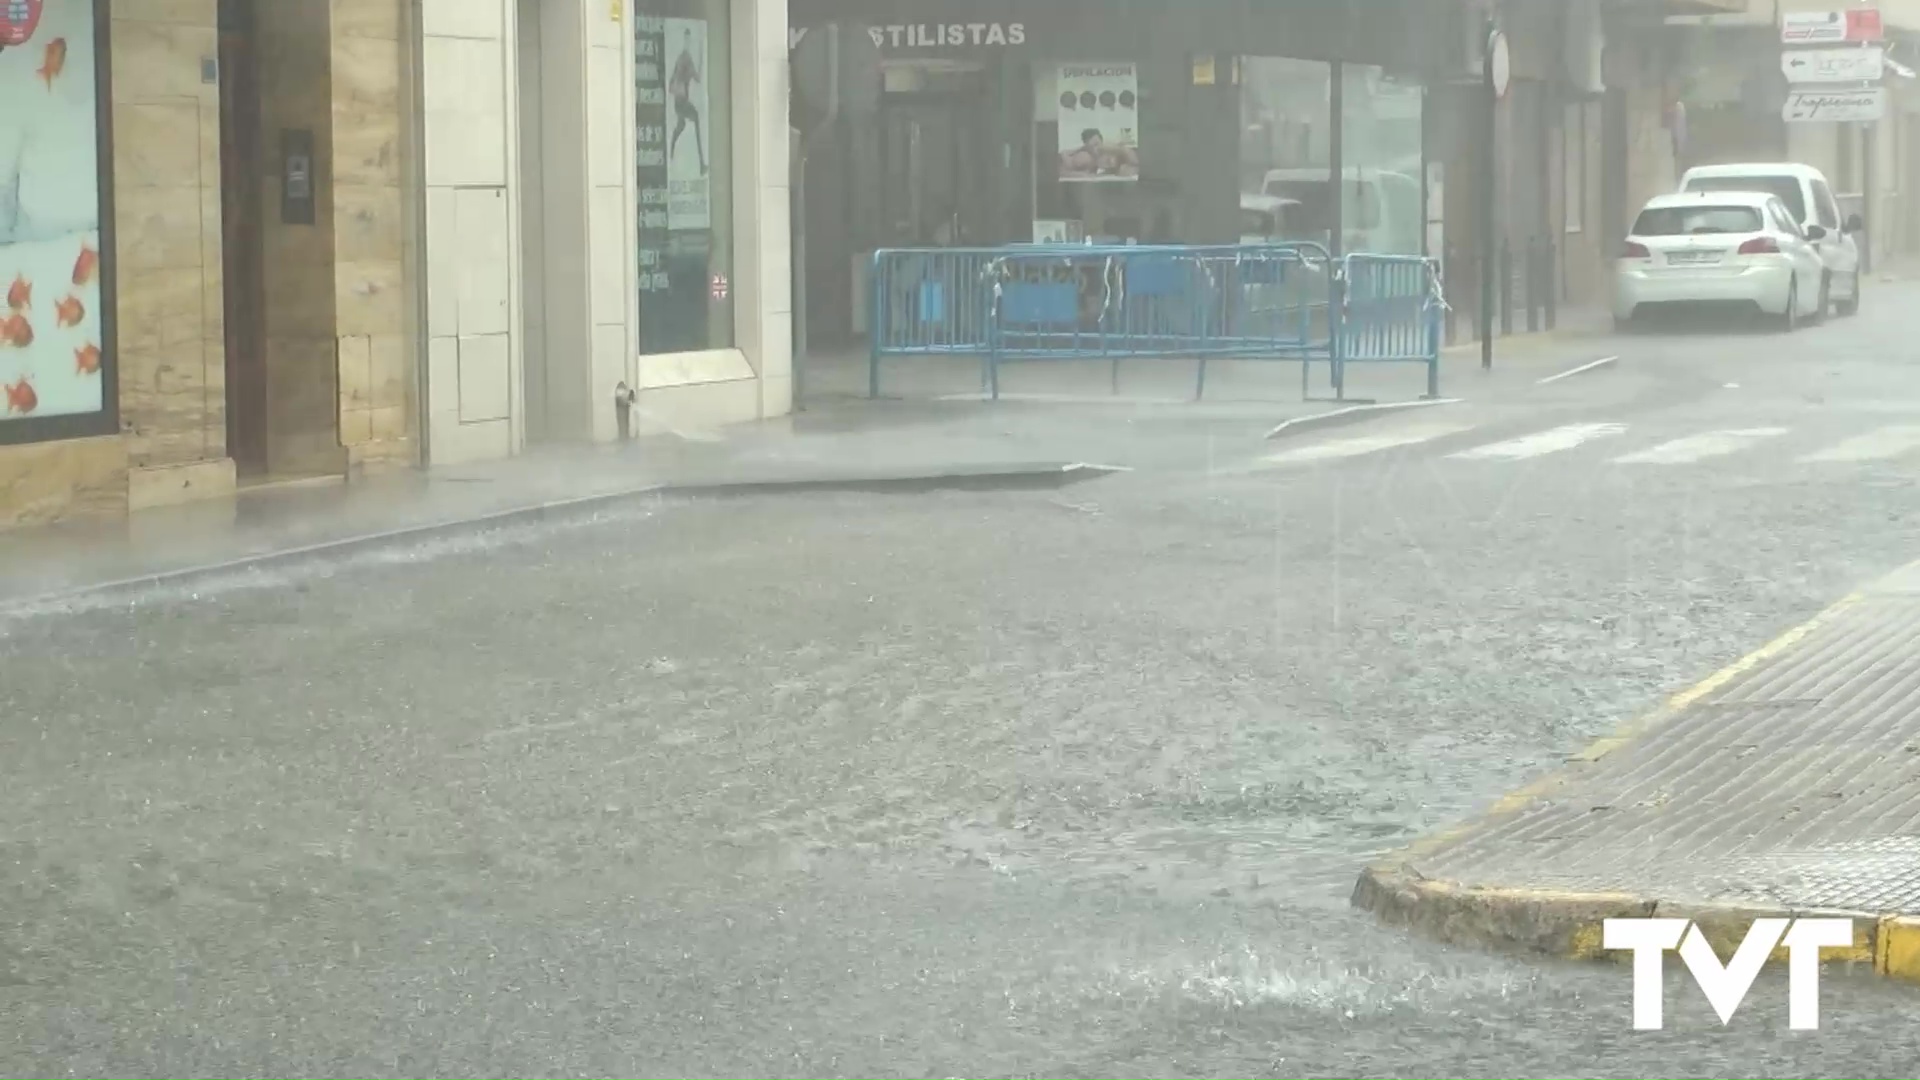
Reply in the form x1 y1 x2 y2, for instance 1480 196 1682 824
1621 240 1651 258
1737 237 1780 255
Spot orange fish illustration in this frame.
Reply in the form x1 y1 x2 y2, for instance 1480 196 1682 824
36 37 66 90
74 342 101 375
4 377 36 415
54 294 83 328
0 314 32 348
5 274 27 312
71 243 97 287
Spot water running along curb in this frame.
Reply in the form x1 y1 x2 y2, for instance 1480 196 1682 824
1349 568 1920 986
0 462 1123 615
1536 354 1620 385
1265 398 1462 441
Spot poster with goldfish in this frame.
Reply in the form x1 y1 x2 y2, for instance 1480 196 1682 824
0 0 104 425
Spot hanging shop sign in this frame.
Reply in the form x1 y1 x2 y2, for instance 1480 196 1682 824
1782 86 1887 122
1781 8 1883 45
1780 45 1884 83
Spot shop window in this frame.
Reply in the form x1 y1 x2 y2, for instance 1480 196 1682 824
0 0 112 443
634 0 733 354
1338 64 1423 256
1237 57 1334 248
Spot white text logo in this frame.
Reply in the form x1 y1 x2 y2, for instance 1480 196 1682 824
1602 917 1852 1030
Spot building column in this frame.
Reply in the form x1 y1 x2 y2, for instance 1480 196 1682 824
420 0 517 465
738 0 792 419
332 0 418 471
110 0 238 508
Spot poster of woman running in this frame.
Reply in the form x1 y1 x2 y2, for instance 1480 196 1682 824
664 17 710 232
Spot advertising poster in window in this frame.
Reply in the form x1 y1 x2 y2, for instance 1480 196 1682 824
634 14 671 300
0 0 106 427
1055 64 1139 182
663 16 710 231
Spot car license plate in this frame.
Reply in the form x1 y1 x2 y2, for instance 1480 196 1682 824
1667 250 1723 265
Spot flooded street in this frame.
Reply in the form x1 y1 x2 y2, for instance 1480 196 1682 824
8 375 1920 1077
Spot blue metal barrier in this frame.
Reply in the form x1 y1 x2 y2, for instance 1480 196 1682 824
867 242 1440 402
1334 253 1447 401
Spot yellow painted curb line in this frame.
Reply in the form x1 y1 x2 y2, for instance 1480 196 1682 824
1351 578 1920 982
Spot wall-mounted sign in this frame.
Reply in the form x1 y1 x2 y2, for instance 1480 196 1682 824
1780 45 1883 83
789 22 1026 51
1781 8 1882 44
1782 86 1886 122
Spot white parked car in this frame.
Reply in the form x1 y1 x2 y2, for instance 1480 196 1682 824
1614 191 1827 332
1677 162 1862 316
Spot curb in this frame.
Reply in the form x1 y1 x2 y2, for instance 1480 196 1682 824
1350 578 1920 986
0 462 1120 615
1265 398 1461 441
1535 354 1620 385
1440 325 1609 361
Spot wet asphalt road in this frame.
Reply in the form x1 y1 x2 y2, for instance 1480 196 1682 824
8 304 1920 1076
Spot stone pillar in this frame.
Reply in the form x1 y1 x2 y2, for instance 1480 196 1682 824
332 0 417 470
111 0 237 504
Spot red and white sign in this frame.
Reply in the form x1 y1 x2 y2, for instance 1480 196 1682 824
0 0 45 47
709 273 729 301
1781 8 1883 44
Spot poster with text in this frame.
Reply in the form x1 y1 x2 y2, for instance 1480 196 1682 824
0 0 105 424
663 16 711 232
635 14 671 297
1055 63 1139 182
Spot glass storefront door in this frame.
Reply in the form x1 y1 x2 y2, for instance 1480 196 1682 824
876 76 994 247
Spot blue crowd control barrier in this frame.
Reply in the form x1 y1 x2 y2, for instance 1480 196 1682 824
867 242 1439 402
1335 253 1447 401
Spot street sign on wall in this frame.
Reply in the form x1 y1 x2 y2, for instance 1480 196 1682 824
1782 86 1887 122
1781 8 1884 44
1781 45 1885 83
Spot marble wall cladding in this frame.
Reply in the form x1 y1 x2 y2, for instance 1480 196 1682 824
109 4 227 471
332 0 415 456
0 436 130 527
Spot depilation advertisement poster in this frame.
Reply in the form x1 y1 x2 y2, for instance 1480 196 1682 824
1055 63 1139 182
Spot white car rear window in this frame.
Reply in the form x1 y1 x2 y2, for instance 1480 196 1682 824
1684 176 1807 220
1632 205 1765 237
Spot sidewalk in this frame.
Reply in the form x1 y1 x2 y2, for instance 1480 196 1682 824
1353 556 1920 983
0 325 1619 610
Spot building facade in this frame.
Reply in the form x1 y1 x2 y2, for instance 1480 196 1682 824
417 0 790 464
788 0 1445 349
1670 0 1920 268
0 0 1748 531
0 0 420 528
0 0 791 531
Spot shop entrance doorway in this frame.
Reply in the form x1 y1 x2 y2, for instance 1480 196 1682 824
217 0 267 477
874 69 996 247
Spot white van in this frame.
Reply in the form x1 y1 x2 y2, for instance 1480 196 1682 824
1259 167 1422 255
1676 163 1863 316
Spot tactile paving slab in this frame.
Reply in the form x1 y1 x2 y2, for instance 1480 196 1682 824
1404 594 1920 915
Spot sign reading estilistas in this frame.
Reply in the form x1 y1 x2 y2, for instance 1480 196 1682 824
789 22 1026 51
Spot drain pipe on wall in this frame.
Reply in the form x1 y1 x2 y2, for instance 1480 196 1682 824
614 382 637 441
